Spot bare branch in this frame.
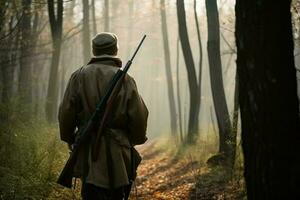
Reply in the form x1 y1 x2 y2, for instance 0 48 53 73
220 31 236 53
0 13 24 41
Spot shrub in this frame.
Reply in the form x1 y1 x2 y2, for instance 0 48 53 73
0 101 68 199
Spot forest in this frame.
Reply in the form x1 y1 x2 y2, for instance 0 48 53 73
0 0 300 199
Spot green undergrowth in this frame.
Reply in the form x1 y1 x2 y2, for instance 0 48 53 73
0 101 69 200
0 100 246 200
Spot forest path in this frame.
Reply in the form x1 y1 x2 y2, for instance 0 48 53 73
130 141 245 200
129 141 198 200
47 140 245 200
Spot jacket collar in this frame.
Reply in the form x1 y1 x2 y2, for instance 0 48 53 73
87 55 122 68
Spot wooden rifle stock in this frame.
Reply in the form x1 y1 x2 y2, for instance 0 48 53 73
57 35 146 188
56 145 79 188
57 118 97 188
91 74 124 161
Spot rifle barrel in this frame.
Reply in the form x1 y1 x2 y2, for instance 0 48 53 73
130 35 146 62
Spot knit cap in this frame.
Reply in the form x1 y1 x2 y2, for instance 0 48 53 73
92 32 118 56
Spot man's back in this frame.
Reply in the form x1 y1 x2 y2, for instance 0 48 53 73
58 33 148 199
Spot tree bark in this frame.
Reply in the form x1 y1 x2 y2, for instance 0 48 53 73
236 0 300 199
46 0 63 122
19 0 33 106
230 73 239 169
126 0 134 58
0 2 15 104
205 0 232 161
104 0 109 32
160 0 178 136
194 0 203 107
30 5 41 115
91 0 97 36
0 0 8 33
176 0 199 144
176 37 183 142
82 0 91 63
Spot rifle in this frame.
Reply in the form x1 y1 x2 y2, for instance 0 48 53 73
57 35 147 188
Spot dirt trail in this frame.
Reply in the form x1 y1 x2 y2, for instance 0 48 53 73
130 142 245 200
130 142 198 200
47 141 245 200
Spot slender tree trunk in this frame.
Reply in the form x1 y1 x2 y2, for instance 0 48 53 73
126 0 133 57
176 0 200 144
160 0 178 136
19 0 32 107
0 0 8 34
104 0 109 31
236 0 300 199
60 52 67 102
205 0 232 162
110 0 120 33
91 0 97 36
194 0 203 107
35 54 48 116
82 0 91 63
1 55 14 104
57 0 76 106
230 73 239 169
1 13 17 104
46 0 63 122
0 2 5 103
30 6 40 116
176 37 184 142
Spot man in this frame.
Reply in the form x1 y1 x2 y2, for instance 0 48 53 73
58 32 148 200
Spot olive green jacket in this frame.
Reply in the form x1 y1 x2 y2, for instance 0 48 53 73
58 55 148 188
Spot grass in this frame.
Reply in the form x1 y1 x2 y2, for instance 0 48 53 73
149 133 246 200
0 101 69 199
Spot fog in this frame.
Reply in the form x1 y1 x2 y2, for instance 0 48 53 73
54 0 237 139
2 1 300 199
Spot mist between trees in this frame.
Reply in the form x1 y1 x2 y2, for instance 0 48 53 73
0 0 300 199
0 0 237 139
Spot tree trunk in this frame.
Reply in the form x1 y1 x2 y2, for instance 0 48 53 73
176 37 183 142
230 73 239 169
110 0 120 33
91 0 97 36
1 9 16 104
236 0 300 199
0 0 8 34
104 0 109 32
46 0 63 122
0 2 5 102
30 6 41 116
176 0 199 144
19 0 32 106
205 0 232 161
194 0 203 108
160 0 178 136
1 55 14 104
82 0 91 63
57 0 76 106
126 0 134 57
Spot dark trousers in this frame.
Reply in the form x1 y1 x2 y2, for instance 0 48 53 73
81 182 132 200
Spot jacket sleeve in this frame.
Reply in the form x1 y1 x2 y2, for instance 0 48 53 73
126 76 149 145
58 70 81 144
